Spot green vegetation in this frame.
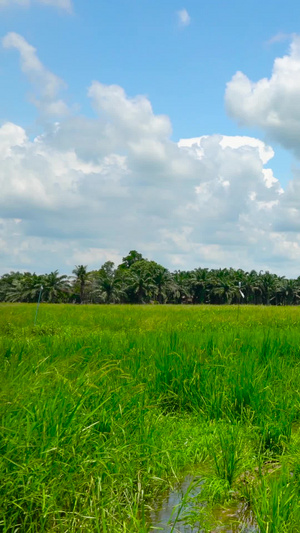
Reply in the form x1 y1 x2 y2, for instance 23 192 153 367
1 250 300 305
1 304 300 531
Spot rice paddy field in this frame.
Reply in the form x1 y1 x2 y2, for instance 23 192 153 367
1 304 300 532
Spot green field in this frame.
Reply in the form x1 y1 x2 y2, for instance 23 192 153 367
1 304 300 532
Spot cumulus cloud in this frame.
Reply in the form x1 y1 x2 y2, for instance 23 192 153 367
177 8 191 28
2 36 300 275
0 0 72 10
88 81 172 145
179 135 275 165
2 33 68 117
225 35 300 158
0 111 290 275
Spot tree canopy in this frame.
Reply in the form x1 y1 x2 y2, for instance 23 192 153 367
1 251 299 305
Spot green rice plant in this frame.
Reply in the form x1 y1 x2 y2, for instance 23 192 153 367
200 370 228 421
257 400 294 455
229 357 259 418
259 419 292 455
251 470 300 532
1 304 300 531
211 424 244 487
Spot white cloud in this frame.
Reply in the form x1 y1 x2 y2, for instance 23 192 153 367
66 248 122 269
266 32 292 46
179 135 275 165
0 110 290 275
2 33 68 117
225 35 300 158
0 0 72 10
177 8 191 28
88 82 172 143
2 37 300 275
0 122 27 158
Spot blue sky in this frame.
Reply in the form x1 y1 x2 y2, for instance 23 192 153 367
1 1 297 141
1 0 300 275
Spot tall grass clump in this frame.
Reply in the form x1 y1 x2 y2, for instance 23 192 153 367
251 470 300 532
211 424 244 487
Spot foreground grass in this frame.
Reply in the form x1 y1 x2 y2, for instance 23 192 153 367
1 304 300 531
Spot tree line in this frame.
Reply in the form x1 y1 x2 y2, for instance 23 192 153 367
0 250 299 305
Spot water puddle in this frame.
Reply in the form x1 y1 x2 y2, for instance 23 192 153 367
149 474 204 532
149 474 259 532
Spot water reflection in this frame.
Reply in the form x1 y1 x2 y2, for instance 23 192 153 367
150 474 205 532
150 474 259 532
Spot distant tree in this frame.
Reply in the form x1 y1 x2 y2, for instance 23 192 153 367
2 258 300 306
98 261 115 279
72 265 90 303
258 271 279 305
210 269 236 304
42 271 70 303
120 250 144 269
123 260 155 303
142 261 173 303
170 271 191 304
92 261 124 303
275 278 300 306
6 273 43 303
189 268 209 304
0 272 23 302
241 270 260 304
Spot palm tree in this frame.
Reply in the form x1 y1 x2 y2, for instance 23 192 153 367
189 268 209 304
149 265 172 304
92 263 124 303
241 270 260 304
0 272 23 302
6 273 43 303
211 269 236 304
258 271 279 305
125 268 155 303
72 265 90 303
171 271 191 303
42 271 70 303
6 278 24 302
276 278 300 305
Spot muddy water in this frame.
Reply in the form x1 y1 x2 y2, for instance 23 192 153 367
150 474 205 532
150 474 259 532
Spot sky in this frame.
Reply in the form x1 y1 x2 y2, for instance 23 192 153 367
1 1 300 276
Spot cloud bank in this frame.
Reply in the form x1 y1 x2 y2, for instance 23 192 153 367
2 34 300 275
